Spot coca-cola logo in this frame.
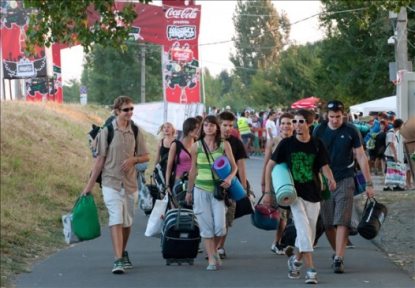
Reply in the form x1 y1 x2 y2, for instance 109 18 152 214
165 7 198 19
167 25 196 40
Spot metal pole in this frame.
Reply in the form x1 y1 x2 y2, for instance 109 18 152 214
396 7 408 71
140 44 146 103
161 45 168 123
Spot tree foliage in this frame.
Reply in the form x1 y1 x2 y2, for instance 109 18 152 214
82 43 162 105
23 0 151 53
231 0 290 88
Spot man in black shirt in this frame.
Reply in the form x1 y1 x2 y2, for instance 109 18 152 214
216 111 248 259
264 109 336 284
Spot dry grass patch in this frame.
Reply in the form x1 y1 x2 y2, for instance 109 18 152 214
0 101 158 288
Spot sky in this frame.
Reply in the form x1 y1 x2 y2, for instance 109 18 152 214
61 1 325 84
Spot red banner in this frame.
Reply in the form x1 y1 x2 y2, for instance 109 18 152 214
112 2 201 103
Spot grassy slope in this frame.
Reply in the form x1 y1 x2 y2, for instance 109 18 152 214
0 102 157 287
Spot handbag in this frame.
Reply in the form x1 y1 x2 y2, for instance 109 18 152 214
62 213 80 244
357 198 388 240
234 181 255 219
384 161 406 187
72 193 101 241
201 140 227 201
251 194 280 231
145 194 169 237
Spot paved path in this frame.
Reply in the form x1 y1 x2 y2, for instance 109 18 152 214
16 158 414 288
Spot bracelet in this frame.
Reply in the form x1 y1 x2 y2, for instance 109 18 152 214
366 181 373 187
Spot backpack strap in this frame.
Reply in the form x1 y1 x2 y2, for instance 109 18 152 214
107 121 139 155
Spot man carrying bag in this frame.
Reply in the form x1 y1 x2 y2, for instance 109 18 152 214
82 96 149 274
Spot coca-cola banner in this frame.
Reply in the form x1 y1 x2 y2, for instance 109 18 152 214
1 1 47 80
111 2 201 103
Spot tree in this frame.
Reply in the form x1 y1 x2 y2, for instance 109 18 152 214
318 1 414 105
62 79 81 103
23 0 151 53
82 43 162 105
231 0 290 87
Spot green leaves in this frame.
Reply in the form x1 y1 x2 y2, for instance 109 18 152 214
23 0 151 53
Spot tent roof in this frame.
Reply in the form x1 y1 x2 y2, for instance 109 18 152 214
349 96 396 116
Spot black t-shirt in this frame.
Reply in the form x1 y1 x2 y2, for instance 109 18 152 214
313 122 362 182
271 136 329 203
226 135 248 181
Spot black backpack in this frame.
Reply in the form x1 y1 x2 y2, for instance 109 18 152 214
88 116 139 186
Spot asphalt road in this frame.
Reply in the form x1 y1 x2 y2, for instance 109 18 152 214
16 158 415 288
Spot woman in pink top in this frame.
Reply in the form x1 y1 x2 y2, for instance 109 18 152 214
165 117 200 193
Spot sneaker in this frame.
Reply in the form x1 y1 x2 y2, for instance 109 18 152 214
288 255 302 279
213 253 222 267
206 264 217 271
217 247 226 259
112 259 125 274
383 186 392 191
271 243 286 255
346 239 355 249
122 251 133 269
393 186 405 191
285 245 294 257
305 268 318 284
333 256 344 273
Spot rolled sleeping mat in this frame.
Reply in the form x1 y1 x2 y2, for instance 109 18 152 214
272 163 297 206
213 156 246 201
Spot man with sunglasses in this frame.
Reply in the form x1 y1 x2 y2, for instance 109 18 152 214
313 100 375 274
83 96 149 274
264 109 336 284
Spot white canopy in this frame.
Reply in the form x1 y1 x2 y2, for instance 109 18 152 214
349 96 397 116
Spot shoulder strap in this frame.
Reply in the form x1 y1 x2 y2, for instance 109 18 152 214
200 140 219 180
107 123 114 146
131 121 139 155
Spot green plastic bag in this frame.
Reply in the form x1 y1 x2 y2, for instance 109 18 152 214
321 174 331 200
72 194 101 241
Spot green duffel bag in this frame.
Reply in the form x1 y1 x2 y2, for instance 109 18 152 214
72 193 101 241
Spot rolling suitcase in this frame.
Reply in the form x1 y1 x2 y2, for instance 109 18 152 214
161 208 201 265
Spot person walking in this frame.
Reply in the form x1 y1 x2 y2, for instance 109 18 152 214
216 111 248 259
185 115 238 271
313 100 375 274
383 118 404 191
264 109 336 284
82 96 149 274
261 112 294 255
165 117 199 194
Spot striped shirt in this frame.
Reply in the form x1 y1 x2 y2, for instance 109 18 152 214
195 140 224 192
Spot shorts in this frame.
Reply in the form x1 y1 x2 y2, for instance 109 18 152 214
102 186 138 227
241 133 254 145
320 177 354 228
193 187 226 238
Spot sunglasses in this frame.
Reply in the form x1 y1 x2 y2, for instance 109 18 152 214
327 102 344 111
121 107 134 112
292 119 306 124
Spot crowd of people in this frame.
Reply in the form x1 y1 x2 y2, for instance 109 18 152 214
81 96 413 284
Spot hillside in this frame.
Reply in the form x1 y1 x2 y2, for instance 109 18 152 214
0 102 158 287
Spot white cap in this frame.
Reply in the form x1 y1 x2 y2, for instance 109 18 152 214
225 105 231 110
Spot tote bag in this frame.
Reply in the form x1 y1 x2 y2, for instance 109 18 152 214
145 194 168 237
384 161 406 187
72 194 101 241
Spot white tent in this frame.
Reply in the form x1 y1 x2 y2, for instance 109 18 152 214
349 96 397 116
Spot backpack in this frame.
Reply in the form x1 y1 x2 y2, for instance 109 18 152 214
366 132 379 150
88 116 139 186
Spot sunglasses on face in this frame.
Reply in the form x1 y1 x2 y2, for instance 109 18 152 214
292 119 306 124
121 107 134 112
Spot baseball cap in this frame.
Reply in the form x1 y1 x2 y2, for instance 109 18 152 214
326 100 344 112
225 105 231 110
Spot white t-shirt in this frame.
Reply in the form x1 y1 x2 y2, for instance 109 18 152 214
384 129 399 158
265 119 277 140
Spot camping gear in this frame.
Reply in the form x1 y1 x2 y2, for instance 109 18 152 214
291 96 320 109
72 194 101 241
145 194 169 237
212 155 245 201
161 208 201 265
272 163 297 206
384 161 406 187
357 198 388 240
251 195 280 231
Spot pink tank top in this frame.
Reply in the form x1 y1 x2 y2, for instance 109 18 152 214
175 149 192 178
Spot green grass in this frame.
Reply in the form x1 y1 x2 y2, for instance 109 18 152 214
0 102 158 288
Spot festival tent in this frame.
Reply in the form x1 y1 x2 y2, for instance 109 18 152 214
349 96 397 116
291 96 320 109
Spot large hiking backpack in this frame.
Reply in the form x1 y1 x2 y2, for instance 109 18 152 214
87 116 139 186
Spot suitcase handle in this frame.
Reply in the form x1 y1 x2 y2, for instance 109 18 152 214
174 207 196 231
